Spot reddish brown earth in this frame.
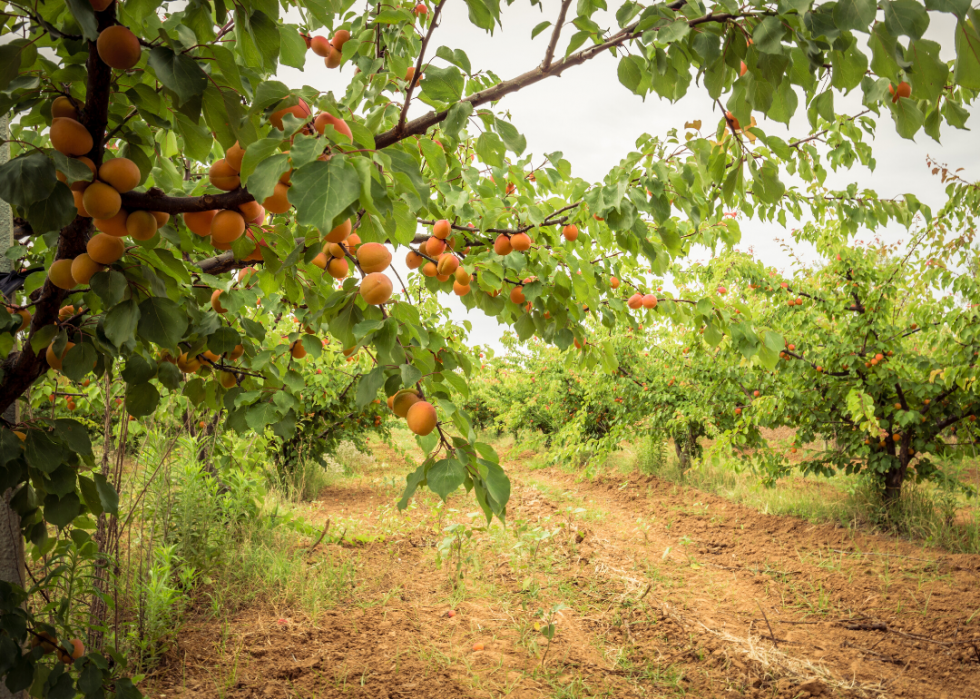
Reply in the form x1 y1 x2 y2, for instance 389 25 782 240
150 442 980 698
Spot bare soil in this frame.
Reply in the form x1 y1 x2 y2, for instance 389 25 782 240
149 440 980 699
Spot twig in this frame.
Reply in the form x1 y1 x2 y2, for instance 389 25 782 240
755 600 778 648
309 518 331 552
541 0 574 71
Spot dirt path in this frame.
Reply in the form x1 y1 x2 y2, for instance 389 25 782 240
151 441 980 699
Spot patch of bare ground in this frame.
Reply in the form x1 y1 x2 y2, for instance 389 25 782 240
146 439 980 698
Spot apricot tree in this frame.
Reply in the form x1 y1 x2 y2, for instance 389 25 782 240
1 0 979 693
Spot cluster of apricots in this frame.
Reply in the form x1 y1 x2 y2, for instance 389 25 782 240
404 220 474 295
386 389 438 436
310 218 394 305
303 28 351 69
31 632 85 666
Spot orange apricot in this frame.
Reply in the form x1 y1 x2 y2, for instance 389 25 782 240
436 253 459 276
392 390 420 418
454 267 471 285
72 190 90 217
48 259 77 290
610 276 620 289
99 157 140 192
356 243 392 273
332 30 351 50
406 401 437 436
311 252 328 269
627 293 643 309
184 209 217 236
324 46 342 69
310 36 332 57
262 183 292 214
269 99 311 130
324 218 352 243
453 281 470 296
642 294 658 309
889 81 911 103
50 118 93 156
314 113 352 142
211 289 227 313
510 233 531 251
51 96 78 119
211 210 246 244
290 341 308 359
46 341 75 371
562 224 578 241
150 211 170 227
326 257 349 279
97 25 141 69
126 210 158 240
425 237 446 257
225 142 245 172
510 286 525 305
177 353 201 373
360 272 393 305
82 181 122 219
432 219 451 239
94 209 129 237
70 253 103 284
493 235 512 255
406 250 425 269
239 199 264 222
219 371 237 389
87 233 125 264
229 344 245 361
421 261 438 277
209 159 240 191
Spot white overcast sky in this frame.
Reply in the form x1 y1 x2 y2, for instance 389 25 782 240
277 2 979 351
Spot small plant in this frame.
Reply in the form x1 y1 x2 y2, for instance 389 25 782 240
436 522 476 586
537 603 567 668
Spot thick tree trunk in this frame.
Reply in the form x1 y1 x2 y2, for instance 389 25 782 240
674 439 690 473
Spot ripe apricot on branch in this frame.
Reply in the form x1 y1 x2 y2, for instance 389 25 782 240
87 233 125 264
889 81 911 103
52 96 78 119
8 307 30 332
99 157 141 192
290 341 308 359
211 289 227 314
82 181 122 219
95 209 129 237
48 259 78 290
211 210 246 244
406 401 437 436
510 233 531 251
312 252 328 269
184 210 217 236
392 390 421 418
219 371 237 389
510 286 526 305
71 253 103 284
263 183 292 214
310 36 332 57
327 257 349 279
58 156 96 191
494 235 512 255
432 219 451 239
423 237 445 257
46 341 75 371
324 218 352 243
314 113 353 142
97 25 141 69
225 141 245 172
610 276 620 289
126 210 158 240
406 251 425 269
72 190 90 217
270 98 311 130
332 29 351 50
436 254 459 276
50 118 94 156
177 353 201 373
360 273 393 305
453 281 470 296
642 294 658 309
454 268 471 285
562 224 578 241
421 261 438 278
627 293 643 309
357 243 392 273
209 159 241 190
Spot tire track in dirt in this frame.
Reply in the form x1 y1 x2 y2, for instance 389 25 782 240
510 454 980 699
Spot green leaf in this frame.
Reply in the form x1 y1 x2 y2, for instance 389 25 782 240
658 18 690 43
953 20 980 90
290 158 361 233
26 183 76 235
753 16 787 53
64 0 99 41
61 343 96 382
175 113 213 163
104 299 141 348
246 153 290 203
925 0 970 17
245 401 278 431
94 473 119 515
77 476 103 517
427 458 467 500
209 327 242 355
356 366 386 408
148 46 209 105
279 24 308 69
43 492 81 528
495 120 527 155
125 382 160 417
420 65 465 104
617 55 645 94
137 297 188 349
90 269 128 307
121 354 156 384
51 419 93 460
398 462 427 510
531 21 552 38
25 430 70 473
891 97 924 138
883 0 930 39
833 0 876 32
442 101 473 138
908 39 950 104
0 152 57 209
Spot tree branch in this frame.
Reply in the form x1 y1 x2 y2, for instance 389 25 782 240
541 0 573 71
120 187 255 214
397 0 449 135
